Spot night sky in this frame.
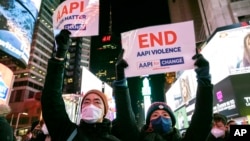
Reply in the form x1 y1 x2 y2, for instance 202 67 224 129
90 0 172 117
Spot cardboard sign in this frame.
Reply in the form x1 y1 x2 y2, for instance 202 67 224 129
53 0 99 37
121 21 196 77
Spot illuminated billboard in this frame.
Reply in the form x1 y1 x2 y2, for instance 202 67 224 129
0 63 14 102
202 22 250 85
166 23 250 119
213 76 239 118
212 73 250 118
0 0 42 67
80 66 103 94
174 105 189 130
166 69 197 111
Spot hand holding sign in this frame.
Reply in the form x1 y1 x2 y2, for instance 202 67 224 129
121 21 196 77
192 53 211 83
55 29 71 59
115 49 128 81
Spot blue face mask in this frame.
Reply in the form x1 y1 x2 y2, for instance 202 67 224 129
151 116 172 134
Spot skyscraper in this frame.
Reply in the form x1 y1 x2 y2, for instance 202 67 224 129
0 0 60 135
0 0 93 135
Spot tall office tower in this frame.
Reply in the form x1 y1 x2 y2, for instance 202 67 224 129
88 0 114 85
199 0 250 36
63 37 91 94
168 0 206 42
90 34 121 86
0 0 60 136
63 0 110 93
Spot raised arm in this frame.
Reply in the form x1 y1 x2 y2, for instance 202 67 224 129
111 49 140 141
183 54 213 141
41 30 76 140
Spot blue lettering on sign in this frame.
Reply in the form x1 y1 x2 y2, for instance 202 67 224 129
139 62 153 68
64 24 86 30
160 57 184 66
0 83 8 99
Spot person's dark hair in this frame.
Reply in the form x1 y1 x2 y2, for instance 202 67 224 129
31 120 39 131
213 113 227 125
227 120 236 126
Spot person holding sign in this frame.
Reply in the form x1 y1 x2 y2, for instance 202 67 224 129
112 49 213 141
41 30 120 141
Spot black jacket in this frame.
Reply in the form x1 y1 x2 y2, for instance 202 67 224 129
0 116 14 141
112 70 213 141
41 59 120 141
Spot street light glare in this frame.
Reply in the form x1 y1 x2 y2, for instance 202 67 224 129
14 112 29 136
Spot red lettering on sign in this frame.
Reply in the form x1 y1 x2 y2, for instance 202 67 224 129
138 34 149 48
138 31 177 48
57 1 84 22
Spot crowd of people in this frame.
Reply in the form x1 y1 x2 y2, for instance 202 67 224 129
40 30 213 141
1 30 248 141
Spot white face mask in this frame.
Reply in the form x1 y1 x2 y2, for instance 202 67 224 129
211 128 225 138
41 124 49 135
81 104 103 123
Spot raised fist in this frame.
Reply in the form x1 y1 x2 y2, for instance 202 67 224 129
55 29 71 59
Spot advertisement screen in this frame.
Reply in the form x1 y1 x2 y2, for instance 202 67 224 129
0 63 14 102
213 76 239 118
174 105 189 130
0 0 42 67
166 69 197 111
230 73 250 116
81 67 103 94
202 23 250 85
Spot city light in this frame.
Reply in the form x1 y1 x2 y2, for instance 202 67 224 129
14 112 28 136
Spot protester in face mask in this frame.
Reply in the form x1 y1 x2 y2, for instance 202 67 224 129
41 30 120 141
29 120 51 141
111 49 214 141
206 113 230 141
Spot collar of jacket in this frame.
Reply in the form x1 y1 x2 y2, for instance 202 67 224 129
79 118 112 135
140 127 182 141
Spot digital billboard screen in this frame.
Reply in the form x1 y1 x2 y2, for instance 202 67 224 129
0 0 42 67
230 73 250 117
0 63 14 102
213 75 239 118
202 23 250 85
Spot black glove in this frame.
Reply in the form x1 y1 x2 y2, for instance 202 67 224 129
55 29 71 59
115 49 128 81
192 54 211 81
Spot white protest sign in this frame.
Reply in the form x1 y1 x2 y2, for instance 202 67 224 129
121 21 196 77
52 0 99 37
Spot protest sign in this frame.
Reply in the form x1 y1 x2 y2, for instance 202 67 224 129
121 21 196 77
52 0 99 37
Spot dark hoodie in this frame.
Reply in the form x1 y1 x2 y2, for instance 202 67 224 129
41 59 120 141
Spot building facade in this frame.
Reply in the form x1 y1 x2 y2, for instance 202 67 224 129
0 0 60 136
199 0 250 36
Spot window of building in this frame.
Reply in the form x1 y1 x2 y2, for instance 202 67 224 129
14 90 24 102
28 91 35 99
